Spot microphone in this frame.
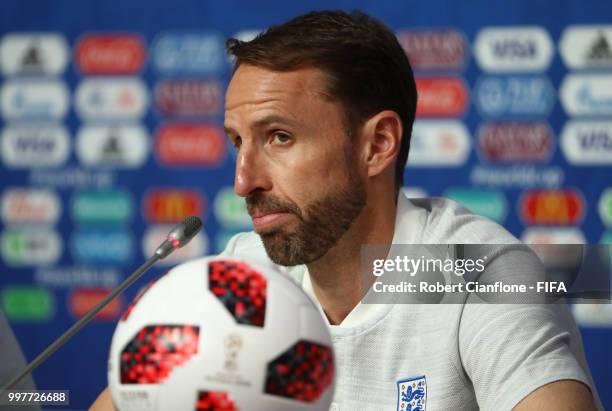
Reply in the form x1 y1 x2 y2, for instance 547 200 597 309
0 216 203 391
155 215 203 259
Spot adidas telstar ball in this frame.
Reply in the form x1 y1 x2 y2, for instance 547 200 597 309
108 257 335 410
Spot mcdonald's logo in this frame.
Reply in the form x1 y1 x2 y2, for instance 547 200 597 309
143 189 204 223
520 189 584 226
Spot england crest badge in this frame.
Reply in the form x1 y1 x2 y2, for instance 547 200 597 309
397 375 427 411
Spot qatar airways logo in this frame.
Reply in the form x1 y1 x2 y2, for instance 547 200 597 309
154 79 222 117
396 29 468 70
478 122 553 163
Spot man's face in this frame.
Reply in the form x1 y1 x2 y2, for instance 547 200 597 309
224 64 366 266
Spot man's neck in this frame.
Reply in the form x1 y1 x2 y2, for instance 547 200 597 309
306 194 397 325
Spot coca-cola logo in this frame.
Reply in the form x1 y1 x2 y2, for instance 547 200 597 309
415 77 468 117
75 34 146 74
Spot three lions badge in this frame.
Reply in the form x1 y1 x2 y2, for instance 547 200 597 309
397 375 426 411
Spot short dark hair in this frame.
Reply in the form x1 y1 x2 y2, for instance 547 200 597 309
227 10 418 190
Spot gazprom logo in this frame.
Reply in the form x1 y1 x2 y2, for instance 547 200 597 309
1 79 69 120
560 74 612 116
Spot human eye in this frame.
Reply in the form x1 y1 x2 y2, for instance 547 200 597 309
270 131 292 146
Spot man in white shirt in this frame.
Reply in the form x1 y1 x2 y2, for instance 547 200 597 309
94 10 600 410
220 10 600 410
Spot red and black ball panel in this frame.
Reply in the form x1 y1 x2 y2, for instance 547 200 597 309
120 324 199 384
208 260 267 327
195 391 238 411
264 340 334 403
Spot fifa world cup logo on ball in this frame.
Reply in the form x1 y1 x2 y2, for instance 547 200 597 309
224 333 243 372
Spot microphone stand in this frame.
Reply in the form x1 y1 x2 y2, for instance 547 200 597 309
0 215 202 391
1 255 160 391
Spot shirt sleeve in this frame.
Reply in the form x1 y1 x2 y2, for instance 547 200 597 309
456 244 602 410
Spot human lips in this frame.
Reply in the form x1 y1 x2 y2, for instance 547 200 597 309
250 209 293 231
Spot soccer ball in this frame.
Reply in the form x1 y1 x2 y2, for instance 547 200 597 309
108 257 335 410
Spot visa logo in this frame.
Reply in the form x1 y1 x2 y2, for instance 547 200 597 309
578 131 612 149
492 40 536 58
561 121 612 165
15 136 55 152
475 27 553 72
1 125 70 168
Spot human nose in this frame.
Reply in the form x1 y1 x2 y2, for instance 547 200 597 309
234 144 272 198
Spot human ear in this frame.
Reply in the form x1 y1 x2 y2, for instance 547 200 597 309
360 110 402 178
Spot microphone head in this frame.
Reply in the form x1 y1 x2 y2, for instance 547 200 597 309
168 216 203 247
178 215 203 243
155 216 203 259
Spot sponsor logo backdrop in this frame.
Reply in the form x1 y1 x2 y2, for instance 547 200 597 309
0 0 611 408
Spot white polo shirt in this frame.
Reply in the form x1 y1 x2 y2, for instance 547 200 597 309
221 194 602 410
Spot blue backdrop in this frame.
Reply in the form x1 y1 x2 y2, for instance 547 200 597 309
1 0 611 409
